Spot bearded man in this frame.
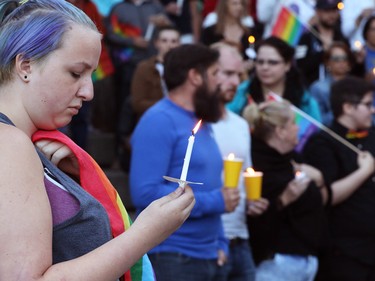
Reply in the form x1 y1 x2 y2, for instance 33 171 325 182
129 44 240 281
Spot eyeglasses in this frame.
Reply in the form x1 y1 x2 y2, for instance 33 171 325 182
330 55 348 62
255 59 283 66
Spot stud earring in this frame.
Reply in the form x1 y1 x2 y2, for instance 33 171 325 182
24 75 27 79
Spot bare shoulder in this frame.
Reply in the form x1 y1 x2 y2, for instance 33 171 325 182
0 123 43 171
0 123 52 279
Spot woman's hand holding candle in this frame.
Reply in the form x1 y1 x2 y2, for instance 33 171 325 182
244 168 263 200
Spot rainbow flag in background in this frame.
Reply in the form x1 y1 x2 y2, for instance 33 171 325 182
266 92 319 152
271 6 306 46
32 130 156 281
294 110 319 152
110 15 142 63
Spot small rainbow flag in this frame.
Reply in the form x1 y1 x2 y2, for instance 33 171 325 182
265 92 362 154
271 6 306 46
32 130 156 281
266 92 319 152
294 110 319 152
110 15 142 63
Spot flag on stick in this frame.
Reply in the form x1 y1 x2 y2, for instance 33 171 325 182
267 92 361 154
271 6 306 46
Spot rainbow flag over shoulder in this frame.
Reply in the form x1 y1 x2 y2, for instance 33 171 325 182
271 6 306 46
32 130 156 281
266 92 319 152
110 15 142 63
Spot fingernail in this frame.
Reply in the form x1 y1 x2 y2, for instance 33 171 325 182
175 187 184 196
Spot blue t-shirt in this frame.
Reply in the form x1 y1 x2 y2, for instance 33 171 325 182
130 98 227 259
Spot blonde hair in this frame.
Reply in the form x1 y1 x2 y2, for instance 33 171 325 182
243 100 293 141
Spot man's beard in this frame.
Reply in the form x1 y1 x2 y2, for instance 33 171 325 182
193 82 222 123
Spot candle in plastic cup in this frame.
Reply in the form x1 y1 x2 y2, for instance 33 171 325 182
244 168 263 200
223 153 243 188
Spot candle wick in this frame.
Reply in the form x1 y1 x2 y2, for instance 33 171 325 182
191 130 194 136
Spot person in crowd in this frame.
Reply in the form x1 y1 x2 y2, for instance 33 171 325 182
130 44 240 281
159 0 201 43
201 0 254 58
118 26 180 172
202 0 254 34
130 26 181 120
296 0 348 86
361 15 375 80
105 0 170 119
340 0 374 48
303 76 375 281
227 36 320 120
243 100 328 281
211 42 269 281
0 0 195 280
309 41 355 126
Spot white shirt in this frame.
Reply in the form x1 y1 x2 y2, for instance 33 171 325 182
212 110 251 239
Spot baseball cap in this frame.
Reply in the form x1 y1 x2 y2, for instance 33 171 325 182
315 0 339 10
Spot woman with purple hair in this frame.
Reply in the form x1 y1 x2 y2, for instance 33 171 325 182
0 0 195 280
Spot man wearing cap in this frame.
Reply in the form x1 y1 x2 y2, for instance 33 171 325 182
296 0 349 86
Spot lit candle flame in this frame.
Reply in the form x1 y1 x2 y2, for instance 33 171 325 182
372 68 375 75
295 171 301 177
246 167 255 175
337 2 344 10
228 153 235 160
354 41 362 49
248 35 255 44
192 119 202 135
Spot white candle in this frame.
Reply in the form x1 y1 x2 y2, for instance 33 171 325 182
180 135 194 182
180 120 202 183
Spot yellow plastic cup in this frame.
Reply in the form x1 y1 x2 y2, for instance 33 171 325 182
244 171 263 200
223 158 243 188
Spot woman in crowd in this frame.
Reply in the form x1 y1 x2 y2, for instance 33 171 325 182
243 101 328 281
309 41 355 126
200 0 253 57
0 0 195 280
227 36 320 121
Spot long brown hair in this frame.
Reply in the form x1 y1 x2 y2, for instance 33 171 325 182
215 0 249 34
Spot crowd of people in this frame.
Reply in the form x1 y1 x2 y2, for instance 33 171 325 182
2 0 375 280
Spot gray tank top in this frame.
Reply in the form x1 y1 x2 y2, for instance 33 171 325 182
0 113 112 264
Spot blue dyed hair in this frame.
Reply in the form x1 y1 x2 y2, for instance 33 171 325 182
0 0 98 84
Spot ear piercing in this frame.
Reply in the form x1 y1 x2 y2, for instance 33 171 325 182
24 75 27 79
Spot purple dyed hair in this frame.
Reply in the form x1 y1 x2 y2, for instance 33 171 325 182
0 0 98 84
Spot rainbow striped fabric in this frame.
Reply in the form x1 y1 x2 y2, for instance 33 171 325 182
271 6 306 46
294 111 319 152
266 92 319 152
32 130 155 281
110 14 141 63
